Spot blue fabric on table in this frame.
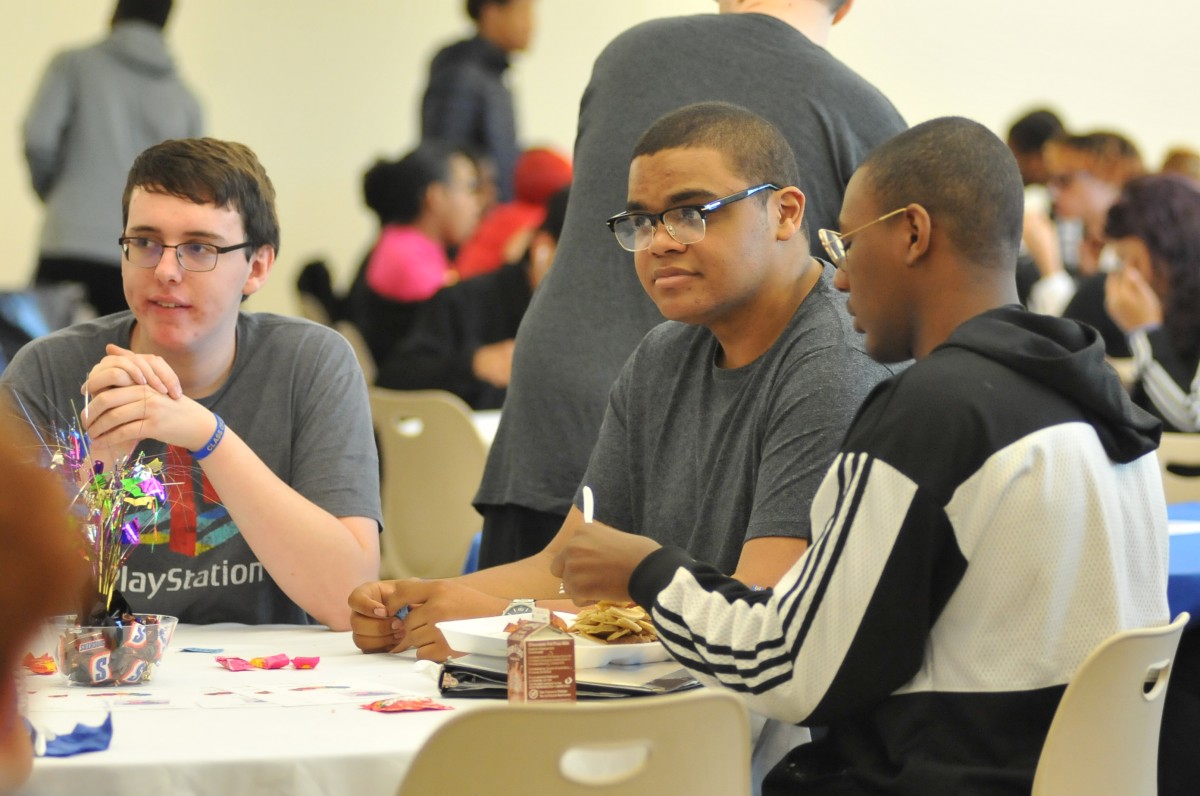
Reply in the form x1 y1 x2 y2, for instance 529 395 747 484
38 713 113 757
1170 535 1200 627
1169 503 1200 628
1169 502 1200 521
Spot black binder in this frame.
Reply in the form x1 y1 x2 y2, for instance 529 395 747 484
438 654 702 700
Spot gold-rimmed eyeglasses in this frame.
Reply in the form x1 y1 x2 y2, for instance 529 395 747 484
818 207 907 269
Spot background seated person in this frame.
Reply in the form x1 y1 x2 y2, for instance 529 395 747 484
346 143 482 364
1 138 381 629
1033 131 1144 319
1005 107 1067 306
1160 146 1200 181
454 146 573 280
552 116 1170 796
349 102 898 662
376 186 569 409
1103 173 1200 432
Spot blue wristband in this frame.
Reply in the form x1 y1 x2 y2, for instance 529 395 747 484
191 414 226 460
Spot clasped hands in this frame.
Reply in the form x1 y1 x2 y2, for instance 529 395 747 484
81 343 216 464
347 519 661 660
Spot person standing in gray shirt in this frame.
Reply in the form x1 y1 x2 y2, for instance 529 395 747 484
24 0 203 317
474 0 906 568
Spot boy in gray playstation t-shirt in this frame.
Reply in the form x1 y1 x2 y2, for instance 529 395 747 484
2 138 381 628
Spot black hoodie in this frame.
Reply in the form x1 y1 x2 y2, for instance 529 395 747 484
844 305 1161 505
945 305 1160 462
629 304 1170 796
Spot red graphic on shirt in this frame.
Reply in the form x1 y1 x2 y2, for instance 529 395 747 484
160 444 224 556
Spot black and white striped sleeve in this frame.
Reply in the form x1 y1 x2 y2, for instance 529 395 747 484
629 451 965 726
1129 328 1200 432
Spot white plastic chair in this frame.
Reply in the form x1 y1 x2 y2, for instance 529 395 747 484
334 320 376 385
395 689 751 796
368 387 487 579
1032 613 1190 796
1157 432 1200 505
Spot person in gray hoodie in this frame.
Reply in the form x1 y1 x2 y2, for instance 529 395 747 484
24 0 203 317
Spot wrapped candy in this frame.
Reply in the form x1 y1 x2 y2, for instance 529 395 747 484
215 656 255 672
361 696 452 713
22 653 57 675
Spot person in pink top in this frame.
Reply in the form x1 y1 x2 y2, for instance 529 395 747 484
348 142 482 363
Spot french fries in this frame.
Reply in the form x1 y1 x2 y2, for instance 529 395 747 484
568 601 657 644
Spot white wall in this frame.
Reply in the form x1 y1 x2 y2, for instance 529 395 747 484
3 1 1197 317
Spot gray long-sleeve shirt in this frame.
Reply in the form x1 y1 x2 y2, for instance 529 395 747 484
24 21 203 265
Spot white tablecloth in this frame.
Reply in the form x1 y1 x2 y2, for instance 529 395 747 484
18 624 479 796
471 409 501 450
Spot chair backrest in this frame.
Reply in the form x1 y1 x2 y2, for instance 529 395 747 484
335 320 377 385
1157 432 1200 504
1032 612 1190 796
295 259 342 326
396 689 751 796
368 387 486 579
296 291 332 326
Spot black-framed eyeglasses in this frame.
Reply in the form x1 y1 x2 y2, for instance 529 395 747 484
118 236 254 273
817 208 907 269
605 183 779 252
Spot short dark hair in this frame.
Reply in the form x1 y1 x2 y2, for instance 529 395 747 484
113 0 172 28
1047 131 1144 185
863 117 1024 267
466 0 510 22
363 142 468 225
1007 108 1065 154
123 138 280 254
825 0 851 12
1105 173 1200 361
632 102 800 192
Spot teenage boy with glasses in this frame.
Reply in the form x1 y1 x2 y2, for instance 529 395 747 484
349 102 897 659
473 0 905 575
1 138 382 629
552 117 1169 796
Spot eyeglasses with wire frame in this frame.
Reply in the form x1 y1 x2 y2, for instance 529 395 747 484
817 207 907 269
118 237 255 273
605 183 779 253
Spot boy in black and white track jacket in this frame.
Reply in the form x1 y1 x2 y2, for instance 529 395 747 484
553 117 1170 796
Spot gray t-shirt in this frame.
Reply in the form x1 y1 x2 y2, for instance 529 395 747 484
476 12 906 521
1 312 381 624
578 266 895 574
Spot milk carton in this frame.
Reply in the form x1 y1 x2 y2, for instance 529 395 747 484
506 621 576 703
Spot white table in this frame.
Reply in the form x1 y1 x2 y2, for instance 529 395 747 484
18 624 480 796
471 409 501 450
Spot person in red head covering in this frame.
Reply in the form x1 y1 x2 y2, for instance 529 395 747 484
455 146 572 279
